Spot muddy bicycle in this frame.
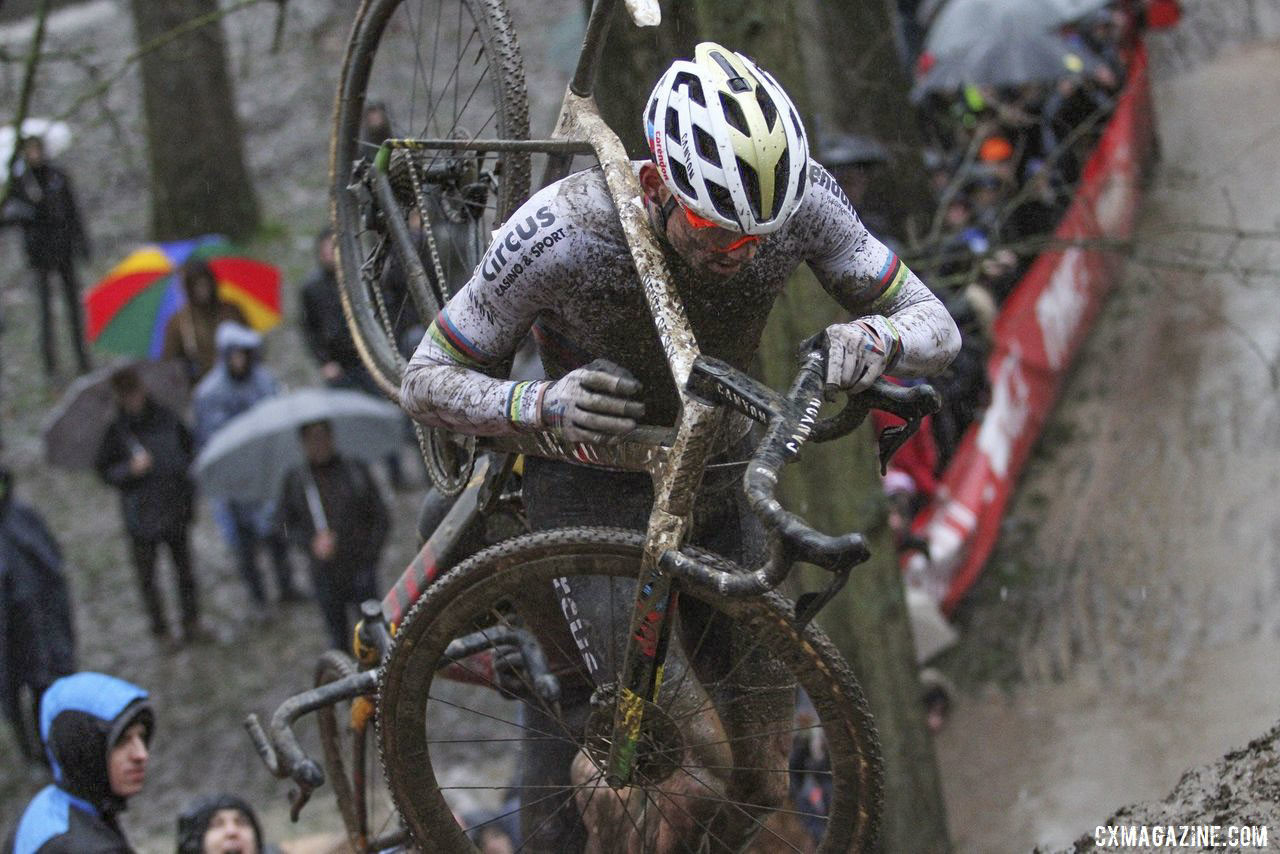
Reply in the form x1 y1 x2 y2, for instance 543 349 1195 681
248 0 943 850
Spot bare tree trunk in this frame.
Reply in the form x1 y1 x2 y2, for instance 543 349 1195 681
806 0 936 242
688 2 951 851
5 0 50 176
128 0 259 241
590 1 700 158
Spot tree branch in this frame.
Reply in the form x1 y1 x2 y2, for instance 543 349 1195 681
5 0 51 177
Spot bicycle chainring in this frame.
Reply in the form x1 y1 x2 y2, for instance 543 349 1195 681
420 424 476 497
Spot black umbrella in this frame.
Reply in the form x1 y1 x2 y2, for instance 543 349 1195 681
41 359 190 470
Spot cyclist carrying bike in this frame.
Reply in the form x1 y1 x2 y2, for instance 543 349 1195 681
401 42 960 851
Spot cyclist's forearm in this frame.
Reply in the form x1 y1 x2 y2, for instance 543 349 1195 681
400 358 546 437
859 275 961 377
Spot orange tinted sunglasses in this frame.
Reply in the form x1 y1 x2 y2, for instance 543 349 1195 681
678 200 760 252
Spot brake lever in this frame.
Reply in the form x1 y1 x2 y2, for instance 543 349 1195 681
288 784 314 822
876 415 925 475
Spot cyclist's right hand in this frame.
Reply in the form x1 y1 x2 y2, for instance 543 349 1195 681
541 359 645 444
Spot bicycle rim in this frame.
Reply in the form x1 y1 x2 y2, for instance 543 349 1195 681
331 0 531 398
315 650 400 851
379 528 883 853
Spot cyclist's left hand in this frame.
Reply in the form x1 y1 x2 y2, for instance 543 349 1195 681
822 317 898 393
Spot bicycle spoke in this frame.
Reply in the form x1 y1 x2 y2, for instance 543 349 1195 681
424 694 575 750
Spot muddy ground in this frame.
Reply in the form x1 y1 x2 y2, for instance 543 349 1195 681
0 0 580 850
935 3 1280 852
4 1 1280 852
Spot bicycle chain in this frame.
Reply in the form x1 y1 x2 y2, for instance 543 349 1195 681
403 150 475 497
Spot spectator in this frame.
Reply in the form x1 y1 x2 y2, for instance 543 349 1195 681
1 136 92 377
932 285 995 466
162 258 247 382
300 227 412 489
814 131 897 243
193 322 301 609
279 420 389 650
299 228 377 395
0 467 75 763
94 367 204 645
176 793 269 854
360 101 393 158
1 671 153 854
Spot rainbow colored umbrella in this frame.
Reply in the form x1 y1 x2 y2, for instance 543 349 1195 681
85 234 281 358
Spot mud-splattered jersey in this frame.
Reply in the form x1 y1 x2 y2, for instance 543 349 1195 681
402 162 959 435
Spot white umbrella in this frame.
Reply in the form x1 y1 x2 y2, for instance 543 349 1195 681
1 117 72 165
191 387 404 504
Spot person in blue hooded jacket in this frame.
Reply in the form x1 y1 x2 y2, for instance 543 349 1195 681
1 672 153 854
193 321 301 608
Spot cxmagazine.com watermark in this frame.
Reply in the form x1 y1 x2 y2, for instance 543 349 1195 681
1095 824 1270 848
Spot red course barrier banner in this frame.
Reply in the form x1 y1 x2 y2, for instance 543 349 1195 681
908 45 1157 616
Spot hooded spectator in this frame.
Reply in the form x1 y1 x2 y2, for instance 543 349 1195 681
176 793 268 854
1 672 153 854
0 468 75 763
162 258 247 382
193 323 301 608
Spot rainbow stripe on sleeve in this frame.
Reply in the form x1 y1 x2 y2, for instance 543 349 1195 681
872 253 911 309
427 308 496 370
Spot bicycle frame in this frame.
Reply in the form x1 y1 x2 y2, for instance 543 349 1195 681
357 0 734 787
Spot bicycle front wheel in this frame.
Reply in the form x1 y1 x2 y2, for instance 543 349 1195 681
378 528 883 852
314 650 401 852
331 0 531 397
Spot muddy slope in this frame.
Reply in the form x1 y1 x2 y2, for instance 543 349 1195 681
935 17 1280 854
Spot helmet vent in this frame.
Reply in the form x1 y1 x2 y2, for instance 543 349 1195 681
772 148 790 219
735 156 762 219
673 71 706 107
665 107 681 143
706 180 739 223
669 159 697 197
693 126 721 166
719 93 749 135
755 87 778 130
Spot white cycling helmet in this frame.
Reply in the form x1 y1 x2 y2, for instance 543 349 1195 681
644 42 809 235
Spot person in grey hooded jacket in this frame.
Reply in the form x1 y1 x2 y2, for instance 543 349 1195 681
1 672 154 854
193 322 301 607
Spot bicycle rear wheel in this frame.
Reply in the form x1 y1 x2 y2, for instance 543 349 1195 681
331 0 531 398
378 528 883 853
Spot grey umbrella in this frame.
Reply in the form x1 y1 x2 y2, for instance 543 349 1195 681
41 358 190 469
191 387 405 504
913 30 1105 97
924 0 1112 58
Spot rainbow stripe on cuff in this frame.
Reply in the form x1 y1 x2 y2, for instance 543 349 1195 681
506 380 548 428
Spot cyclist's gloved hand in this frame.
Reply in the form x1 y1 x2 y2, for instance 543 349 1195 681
821 317 900 393
541 358 645 443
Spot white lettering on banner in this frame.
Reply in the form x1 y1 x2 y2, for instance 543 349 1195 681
919 498 977 592
1093 172 1133 235
976 348 1031 479
1036 248 1088 371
